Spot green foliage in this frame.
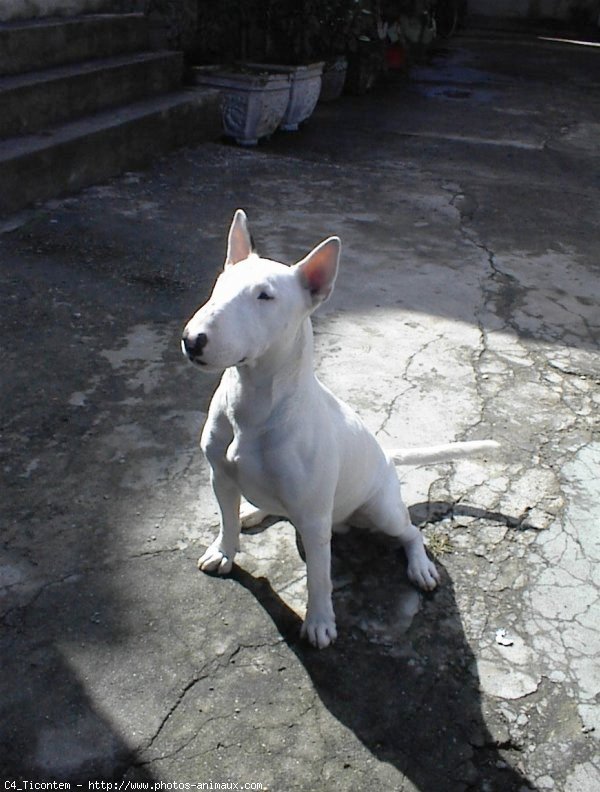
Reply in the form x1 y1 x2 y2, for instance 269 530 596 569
191 0 399 65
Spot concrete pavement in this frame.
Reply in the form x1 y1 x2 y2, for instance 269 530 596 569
1 31 599 791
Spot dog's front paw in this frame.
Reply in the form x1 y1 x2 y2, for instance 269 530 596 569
198 542 234 575
301 614 337 649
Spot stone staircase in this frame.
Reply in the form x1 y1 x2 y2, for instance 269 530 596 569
0 8 221 216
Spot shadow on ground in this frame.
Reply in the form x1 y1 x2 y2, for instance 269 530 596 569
231 518 533 792
0 592 155 782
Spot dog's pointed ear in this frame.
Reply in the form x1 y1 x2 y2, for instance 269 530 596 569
225 209 254 266
295 237 341 305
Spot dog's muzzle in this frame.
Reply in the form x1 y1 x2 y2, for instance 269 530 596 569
181 331 208 364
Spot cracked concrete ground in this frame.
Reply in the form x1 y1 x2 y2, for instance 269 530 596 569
1 31 599 792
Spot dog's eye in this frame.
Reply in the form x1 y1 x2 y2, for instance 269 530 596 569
257 291 274 301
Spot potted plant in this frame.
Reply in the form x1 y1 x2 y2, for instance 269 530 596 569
343 0 386 95
190 0 325 141
319 55 348 102
310 0 350 103
190 1 293 145
243 0 327 131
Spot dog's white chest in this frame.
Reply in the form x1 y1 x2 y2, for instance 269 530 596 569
225 432 287 516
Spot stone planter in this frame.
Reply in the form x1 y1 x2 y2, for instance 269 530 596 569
345 46 383 95
319 57 348 103
192 65 291 146
245 62 324 131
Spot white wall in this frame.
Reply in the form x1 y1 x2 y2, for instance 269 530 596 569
0 0 141 22
468 0 597 21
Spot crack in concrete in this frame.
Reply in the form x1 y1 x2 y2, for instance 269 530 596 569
1 547 187 627
142 669 213 755
374 386 413 439
546 360 600 384
374 331 446 441
136 638 301 768
1 569 82 626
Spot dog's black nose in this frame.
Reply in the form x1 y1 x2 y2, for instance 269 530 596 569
183 332 208 359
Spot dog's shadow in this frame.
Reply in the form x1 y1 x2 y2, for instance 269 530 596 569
232 502 533 792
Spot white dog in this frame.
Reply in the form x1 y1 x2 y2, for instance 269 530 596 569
182 210 498 648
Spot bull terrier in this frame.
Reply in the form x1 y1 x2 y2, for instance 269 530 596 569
182 210 498 648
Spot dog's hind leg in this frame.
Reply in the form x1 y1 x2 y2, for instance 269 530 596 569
361 461 440 591
401 527 440 591
240 500 272 529
292 513 337 649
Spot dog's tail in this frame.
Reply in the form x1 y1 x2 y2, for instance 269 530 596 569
390 440 500 465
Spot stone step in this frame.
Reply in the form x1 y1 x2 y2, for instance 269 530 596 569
0 50 184 138
0 1 143 24
0 13 151 75
0 87 222 216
